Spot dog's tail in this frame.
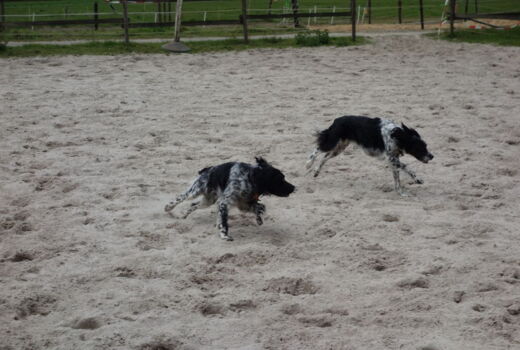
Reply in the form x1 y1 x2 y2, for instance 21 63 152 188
316 126 340 152
198 166 212 175
305 126 341 170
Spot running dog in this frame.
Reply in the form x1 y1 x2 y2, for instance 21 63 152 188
165 157 295 241
306 115 433 195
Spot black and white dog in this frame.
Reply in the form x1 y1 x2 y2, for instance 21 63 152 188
306 115 433 195
165 157 295 241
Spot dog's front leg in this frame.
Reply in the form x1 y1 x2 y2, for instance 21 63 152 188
401 164 423 184
392 168 406 196
389 157 407 196
251 202 266 225
390 157 423 185
216 200 233 241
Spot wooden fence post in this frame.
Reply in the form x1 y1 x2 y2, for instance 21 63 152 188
368 0 371 24
351 0 356 41
291 0 299 28
174 0 183 41
94 2 99 31
0 0 5 25
162 1 167 23
122 0 130 43
159 1 163 23
161 0 189 52
419 0 424 29
398 0 402 24
168 0 172 22
241 0 249 43
450 0 455 35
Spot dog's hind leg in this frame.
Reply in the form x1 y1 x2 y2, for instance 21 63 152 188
165 177 204 212
312 140 349 177
305 148 320 170
182 195 214 219
312 152 333 177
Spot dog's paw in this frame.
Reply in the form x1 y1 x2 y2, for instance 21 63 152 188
220 234 234 241
164 203 175 212
398 191 410 197
415 178 424 185
256 216 263 226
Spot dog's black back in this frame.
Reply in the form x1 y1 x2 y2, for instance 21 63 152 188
201 162 235 192
318 116 385 152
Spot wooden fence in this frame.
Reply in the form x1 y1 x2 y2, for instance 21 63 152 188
0 0 358 43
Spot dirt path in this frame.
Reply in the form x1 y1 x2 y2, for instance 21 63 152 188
1 35 519 350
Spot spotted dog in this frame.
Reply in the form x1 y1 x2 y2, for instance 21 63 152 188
165 157 295 241
306 115 434 195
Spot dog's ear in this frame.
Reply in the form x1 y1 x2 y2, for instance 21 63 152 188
252 165 270 194
401 123 419 137
391 127 405 141
255 157 270 168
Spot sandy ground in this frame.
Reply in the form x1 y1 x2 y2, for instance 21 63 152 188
1 35 520 350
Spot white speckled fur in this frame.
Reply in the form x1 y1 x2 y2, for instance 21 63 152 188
379 119 400 156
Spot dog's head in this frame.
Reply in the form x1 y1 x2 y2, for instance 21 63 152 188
392 123 434 163
253 157 295 197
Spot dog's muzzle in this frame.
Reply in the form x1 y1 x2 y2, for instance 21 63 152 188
422 153 434 163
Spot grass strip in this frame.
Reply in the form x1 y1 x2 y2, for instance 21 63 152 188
0 35 365 57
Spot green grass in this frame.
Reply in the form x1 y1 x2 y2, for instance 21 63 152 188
0 34 366 57
431 26 520 46
1 0 519 41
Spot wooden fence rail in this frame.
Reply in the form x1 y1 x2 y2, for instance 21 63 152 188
128 19 241 28
2 18 123 27
245 12 351 20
